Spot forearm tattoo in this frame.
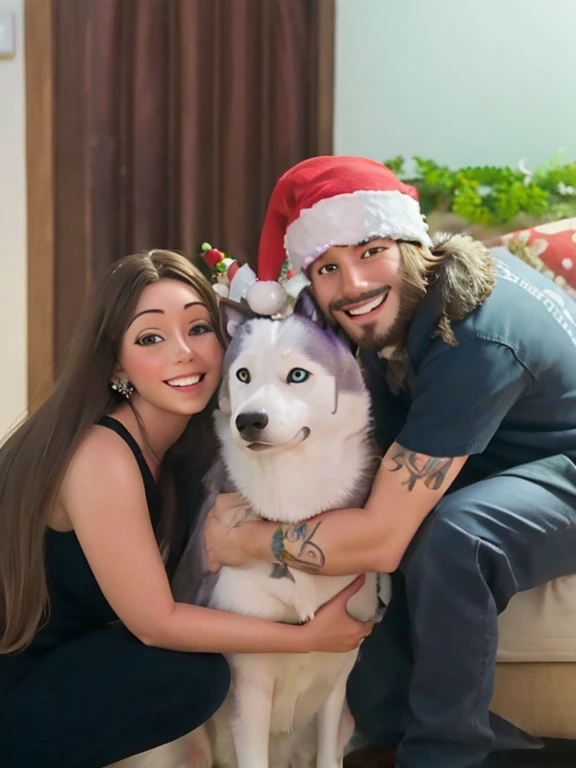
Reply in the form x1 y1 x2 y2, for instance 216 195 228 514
386 448 453 491
271 521 326 574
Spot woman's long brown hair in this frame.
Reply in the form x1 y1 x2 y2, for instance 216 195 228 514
0 250 223 654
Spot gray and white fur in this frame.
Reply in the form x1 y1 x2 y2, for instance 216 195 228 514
167 289 390 768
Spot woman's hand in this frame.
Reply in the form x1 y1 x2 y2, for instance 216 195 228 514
303 575 375 653
204 499 373 653
204 493 254 572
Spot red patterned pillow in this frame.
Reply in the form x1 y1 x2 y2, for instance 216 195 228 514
499 218 576 299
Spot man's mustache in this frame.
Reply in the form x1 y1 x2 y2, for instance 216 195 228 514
329 286 390 313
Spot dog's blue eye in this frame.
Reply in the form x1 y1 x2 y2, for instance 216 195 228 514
236 368 251 383
287 368 310 384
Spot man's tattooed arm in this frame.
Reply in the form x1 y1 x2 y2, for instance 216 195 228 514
270 521 326 574
384 448 454 492
266 449 456 572
228 443 466 576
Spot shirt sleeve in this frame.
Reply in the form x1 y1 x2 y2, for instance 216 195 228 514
396 336 532 457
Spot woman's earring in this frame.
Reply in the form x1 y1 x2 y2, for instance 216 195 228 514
110 379 135 401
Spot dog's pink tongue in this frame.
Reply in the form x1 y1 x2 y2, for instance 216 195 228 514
248 442 272 452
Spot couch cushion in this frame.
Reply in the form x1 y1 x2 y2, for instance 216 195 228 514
499 218 576 300
497 575 576 662
492 662 576 737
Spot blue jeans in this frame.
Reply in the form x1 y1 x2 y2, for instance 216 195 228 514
347 455 576 768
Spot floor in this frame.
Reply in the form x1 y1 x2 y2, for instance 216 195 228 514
485 740 576 767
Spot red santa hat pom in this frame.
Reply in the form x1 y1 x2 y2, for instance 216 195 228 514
257 155 432 281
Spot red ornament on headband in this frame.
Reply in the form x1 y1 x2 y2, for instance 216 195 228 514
203 247 224 269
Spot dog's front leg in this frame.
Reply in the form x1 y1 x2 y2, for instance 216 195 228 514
316 652 358 768
230 666 274 768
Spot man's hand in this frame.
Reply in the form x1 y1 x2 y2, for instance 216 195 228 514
204 492 254 572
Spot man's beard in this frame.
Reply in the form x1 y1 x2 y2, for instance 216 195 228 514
329 285 417 352
353 311 408 352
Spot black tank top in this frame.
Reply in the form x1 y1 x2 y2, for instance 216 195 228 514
26 416 162 655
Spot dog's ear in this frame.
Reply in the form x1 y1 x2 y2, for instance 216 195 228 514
293 286 352 348
292 287 329 330
219 297 256 342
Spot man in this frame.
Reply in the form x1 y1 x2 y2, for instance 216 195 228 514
205 156 576 768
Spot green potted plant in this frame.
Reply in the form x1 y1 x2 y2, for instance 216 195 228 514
384 151 576 240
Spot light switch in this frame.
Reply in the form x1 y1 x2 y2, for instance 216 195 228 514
0 11 15 59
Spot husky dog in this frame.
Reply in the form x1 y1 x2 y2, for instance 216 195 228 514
113 291 390 768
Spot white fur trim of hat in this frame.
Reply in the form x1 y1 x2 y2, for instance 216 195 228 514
284 190 432 272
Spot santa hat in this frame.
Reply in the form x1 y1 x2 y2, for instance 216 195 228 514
257 156 432 281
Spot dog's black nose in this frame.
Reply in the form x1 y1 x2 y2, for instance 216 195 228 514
236 410 269 434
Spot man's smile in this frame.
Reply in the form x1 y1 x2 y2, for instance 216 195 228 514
340 287 390 322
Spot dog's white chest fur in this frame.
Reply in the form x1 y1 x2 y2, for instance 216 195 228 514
209 565 379 766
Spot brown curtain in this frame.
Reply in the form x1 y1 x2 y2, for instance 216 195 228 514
26 0 334 398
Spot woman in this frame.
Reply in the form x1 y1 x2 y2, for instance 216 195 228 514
0 250 372 768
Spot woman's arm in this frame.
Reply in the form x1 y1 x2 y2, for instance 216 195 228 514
60 427 370 654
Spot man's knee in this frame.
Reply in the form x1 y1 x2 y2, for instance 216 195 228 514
400 492 516 606
402 493 477 566
404 480 510 560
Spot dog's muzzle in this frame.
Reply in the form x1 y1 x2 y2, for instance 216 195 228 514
236 409 269 442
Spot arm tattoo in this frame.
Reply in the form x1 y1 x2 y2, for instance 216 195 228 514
386 448 453 491
270 521 326 574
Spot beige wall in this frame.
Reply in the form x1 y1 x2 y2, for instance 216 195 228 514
0 0 26 440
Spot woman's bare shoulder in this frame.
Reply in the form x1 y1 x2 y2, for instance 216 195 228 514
60 423 144 504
